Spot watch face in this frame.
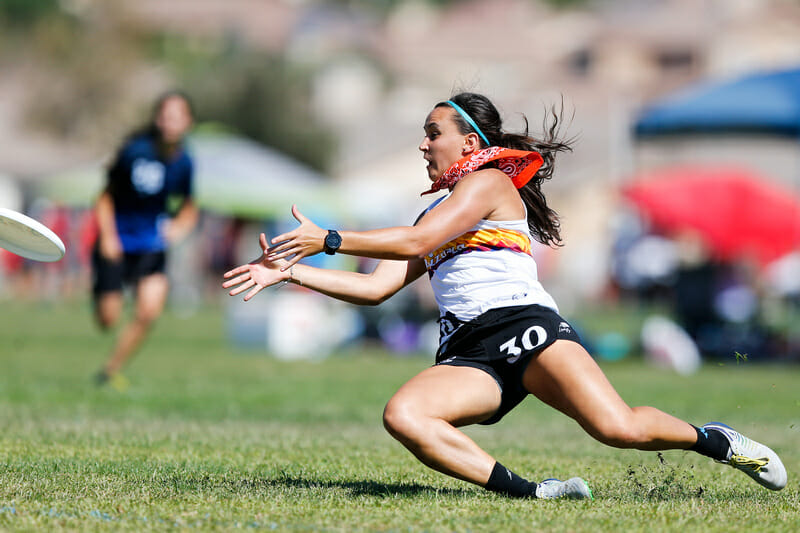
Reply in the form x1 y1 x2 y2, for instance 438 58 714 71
325 231 341 252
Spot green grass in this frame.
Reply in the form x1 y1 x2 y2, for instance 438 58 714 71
0 299 798 531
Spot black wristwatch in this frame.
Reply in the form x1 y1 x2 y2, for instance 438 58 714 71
323 229 342 255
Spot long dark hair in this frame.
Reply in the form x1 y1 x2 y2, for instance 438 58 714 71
108 91 194 184
436 92 573 246
124 90 195 144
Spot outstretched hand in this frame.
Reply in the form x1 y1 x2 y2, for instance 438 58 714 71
266 205 327 269
222 233 291 301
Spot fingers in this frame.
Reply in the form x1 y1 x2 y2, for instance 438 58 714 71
259 232 269 251
266 240 294 257
227 279 255 297
222 272 251 289
270 230 294 245
291 204 308 223
266 244 301 261
244 284 264 302
271 204 310 245
279 253 304 271
223 264 250 279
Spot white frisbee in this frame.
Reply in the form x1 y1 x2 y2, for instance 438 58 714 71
0 207 66 262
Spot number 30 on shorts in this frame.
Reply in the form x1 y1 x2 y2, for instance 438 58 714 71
499 325 547 364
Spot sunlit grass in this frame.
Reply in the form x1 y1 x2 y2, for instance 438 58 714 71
0 299 798 531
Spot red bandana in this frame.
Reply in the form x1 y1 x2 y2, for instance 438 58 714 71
421 147 544 195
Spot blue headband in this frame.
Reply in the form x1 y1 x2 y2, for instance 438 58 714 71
446 100 490 146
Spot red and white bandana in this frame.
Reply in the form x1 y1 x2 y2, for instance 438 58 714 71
421 147 544 196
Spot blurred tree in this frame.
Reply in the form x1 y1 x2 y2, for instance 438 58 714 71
18 4 156 150
2 2 335 174
541 0 591 7
326 0 590 16
0 0 60 27
158 35 337 173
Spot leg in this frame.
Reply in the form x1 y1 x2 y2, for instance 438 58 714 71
522 340 697 450
102 273 169 376
91 250 124 330
94 290 123 330
384 363 593 499
523 340 788 491
382 365 501 485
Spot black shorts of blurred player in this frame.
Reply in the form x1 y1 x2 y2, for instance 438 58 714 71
91 246 167 296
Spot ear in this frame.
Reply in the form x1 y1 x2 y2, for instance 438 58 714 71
462 132 481 155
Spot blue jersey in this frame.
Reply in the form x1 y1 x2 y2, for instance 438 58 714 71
107 133 194 253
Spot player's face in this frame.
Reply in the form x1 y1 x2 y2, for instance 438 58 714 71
155 96 193 145
419 106 471 181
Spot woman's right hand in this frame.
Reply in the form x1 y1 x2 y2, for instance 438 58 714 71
99 234 123 262
265 205 327 268
222 233 292 301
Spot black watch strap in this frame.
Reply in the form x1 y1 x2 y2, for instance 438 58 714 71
323 229 342 255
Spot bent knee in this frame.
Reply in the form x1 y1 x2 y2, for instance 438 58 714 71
94 295 122 329
135 308 162 325
134 299 166 324
383 397 426 443
94 306 120 330
382 398 410 436
590 419 649 448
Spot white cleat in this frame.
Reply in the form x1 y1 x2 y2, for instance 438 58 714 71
702 422 787 491
535 477 593 500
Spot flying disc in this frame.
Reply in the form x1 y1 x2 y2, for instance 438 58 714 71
0 207 66 262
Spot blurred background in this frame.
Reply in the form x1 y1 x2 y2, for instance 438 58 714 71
1 0 799 367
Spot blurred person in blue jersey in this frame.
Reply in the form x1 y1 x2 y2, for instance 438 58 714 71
92 91 198 389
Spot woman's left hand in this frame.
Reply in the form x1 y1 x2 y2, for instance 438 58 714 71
266 205 327 269
223 233 291 301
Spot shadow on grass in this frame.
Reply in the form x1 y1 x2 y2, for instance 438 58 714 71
157 473 473 499
268 476 471 498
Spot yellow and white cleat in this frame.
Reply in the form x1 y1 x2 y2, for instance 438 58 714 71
702 422 787 491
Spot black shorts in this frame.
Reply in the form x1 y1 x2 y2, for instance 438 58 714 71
435 304 583 425
91 246 167 296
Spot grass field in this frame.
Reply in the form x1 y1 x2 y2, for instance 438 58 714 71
0 298 798 531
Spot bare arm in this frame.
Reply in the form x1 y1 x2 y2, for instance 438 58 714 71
223 233 427 304
94 190 123 260
291 257 426 305
164 198 199 244
267 168 519 268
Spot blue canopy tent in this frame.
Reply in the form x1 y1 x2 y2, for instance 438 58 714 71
634 67 800 138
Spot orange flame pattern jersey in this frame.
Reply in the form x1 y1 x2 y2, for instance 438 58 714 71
424 227 532 276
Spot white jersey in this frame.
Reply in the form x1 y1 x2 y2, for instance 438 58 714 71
421 195 558 322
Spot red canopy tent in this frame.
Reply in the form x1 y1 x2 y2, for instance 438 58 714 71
621 166 800 267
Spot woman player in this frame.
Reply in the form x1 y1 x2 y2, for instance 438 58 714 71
223 92 786 499
93 91 198 389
